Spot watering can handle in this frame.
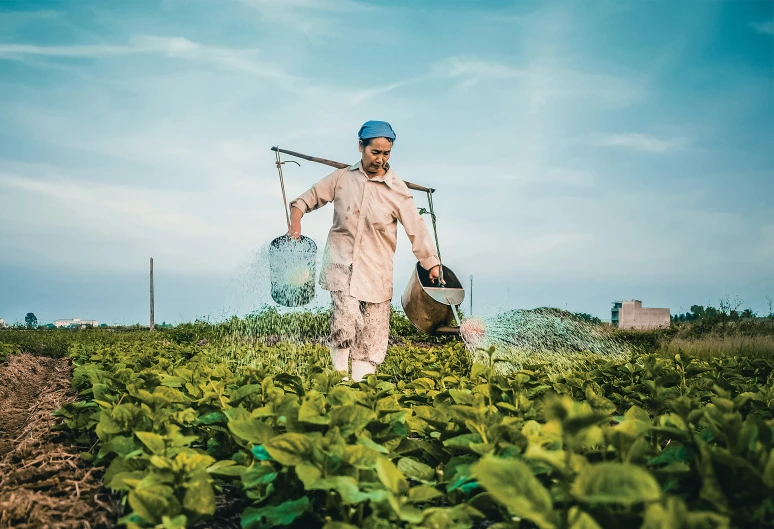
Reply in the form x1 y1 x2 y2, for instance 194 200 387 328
270 147 435 193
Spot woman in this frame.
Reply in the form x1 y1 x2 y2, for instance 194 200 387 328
288 120 441 382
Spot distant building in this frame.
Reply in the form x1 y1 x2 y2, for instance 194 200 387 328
611 300 670 330
54 318 99 328
0 318 5 328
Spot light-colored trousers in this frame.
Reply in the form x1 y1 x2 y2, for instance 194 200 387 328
330 291 391 366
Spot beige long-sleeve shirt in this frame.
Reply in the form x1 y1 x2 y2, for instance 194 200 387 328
289 162 440 303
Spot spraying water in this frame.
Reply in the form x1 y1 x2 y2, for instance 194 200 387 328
460 308 632 375
210 240 632 377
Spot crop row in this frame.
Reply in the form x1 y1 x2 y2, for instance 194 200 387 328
52 340 774 529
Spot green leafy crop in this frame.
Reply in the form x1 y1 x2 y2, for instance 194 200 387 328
48 338 774 529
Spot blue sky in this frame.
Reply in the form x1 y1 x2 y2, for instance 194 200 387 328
0 0 772 325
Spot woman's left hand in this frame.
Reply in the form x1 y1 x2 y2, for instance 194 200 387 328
429 265 443 284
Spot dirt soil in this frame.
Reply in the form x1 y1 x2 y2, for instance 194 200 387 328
0 353 118 529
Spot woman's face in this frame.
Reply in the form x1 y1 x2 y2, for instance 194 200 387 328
359 137 392 176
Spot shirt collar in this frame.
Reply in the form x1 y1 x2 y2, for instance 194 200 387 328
349 161 396 189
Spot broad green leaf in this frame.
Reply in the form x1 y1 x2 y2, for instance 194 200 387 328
356 435 389 454
584 388 617 416
449 389 474 405
264 433 315 466
207 461 249 477
229 384 262 405
296 464 386 505
376 457 409 495
343 445 380 469
387 495 424 523
443 433 483 450
762 448 774 488
135 431 166 455
625 405 651 423
151 386 186 405
295 463 322 488
397 457 435 482
472 455 555 529
329 404 376 437
228 417 275 445
642 496 729 529
420 504 486 528
568 507 602 529
96 411 125 440
242 496 310 528
128 485 174 525
327 386 355 406
104 456 144 488
160 375 186 388
251 445 272 461
150 455 173 469
242 465 279 488
408 485 443 502
298 391 330 425
161 514 188 529
571 462 661 506
176 452 216 472
194 411 225 425
563 412 609 437
649 445 690 467
183 477 216 516
108 471 147 491
525 444 570 473
99 435 139 458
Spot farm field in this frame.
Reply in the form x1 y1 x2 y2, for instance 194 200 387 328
0 310 773 529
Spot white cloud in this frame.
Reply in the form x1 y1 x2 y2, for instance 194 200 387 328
0 42 132 58
239 0 372 12
593 133 687 153
436 57 528 80
430 55 646 109
237 0 375 35
0 36 289 81
751 20 774 36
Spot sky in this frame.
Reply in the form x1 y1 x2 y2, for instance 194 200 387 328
0 0 772 325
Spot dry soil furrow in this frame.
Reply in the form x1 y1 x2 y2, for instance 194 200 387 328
0 353 117 529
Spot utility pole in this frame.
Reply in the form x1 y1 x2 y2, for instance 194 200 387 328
150 257 155 331
469 275 473 316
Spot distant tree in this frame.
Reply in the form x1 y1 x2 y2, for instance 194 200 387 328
740 308 755 319
574 312 602 324
25 312 38 329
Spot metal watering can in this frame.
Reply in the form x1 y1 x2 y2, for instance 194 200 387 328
401 263 465 335
269 147 466 335
268 234 317 307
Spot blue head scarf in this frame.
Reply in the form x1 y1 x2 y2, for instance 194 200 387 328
358 120 396 141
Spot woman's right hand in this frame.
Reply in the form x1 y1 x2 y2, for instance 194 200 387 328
289 207 303 240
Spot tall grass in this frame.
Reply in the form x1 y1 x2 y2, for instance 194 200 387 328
659 334 774 360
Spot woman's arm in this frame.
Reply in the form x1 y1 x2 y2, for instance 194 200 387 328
287 169 340 239
396 194 442 281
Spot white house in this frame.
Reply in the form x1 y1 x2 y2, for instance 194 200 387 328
55 317 99 328
0 318 5 328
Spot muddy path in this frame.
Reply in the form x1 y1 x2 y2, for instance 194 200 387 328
0 353 118 528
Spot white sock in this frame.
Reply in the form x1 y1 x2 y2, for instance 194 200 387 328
351 360 375 382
